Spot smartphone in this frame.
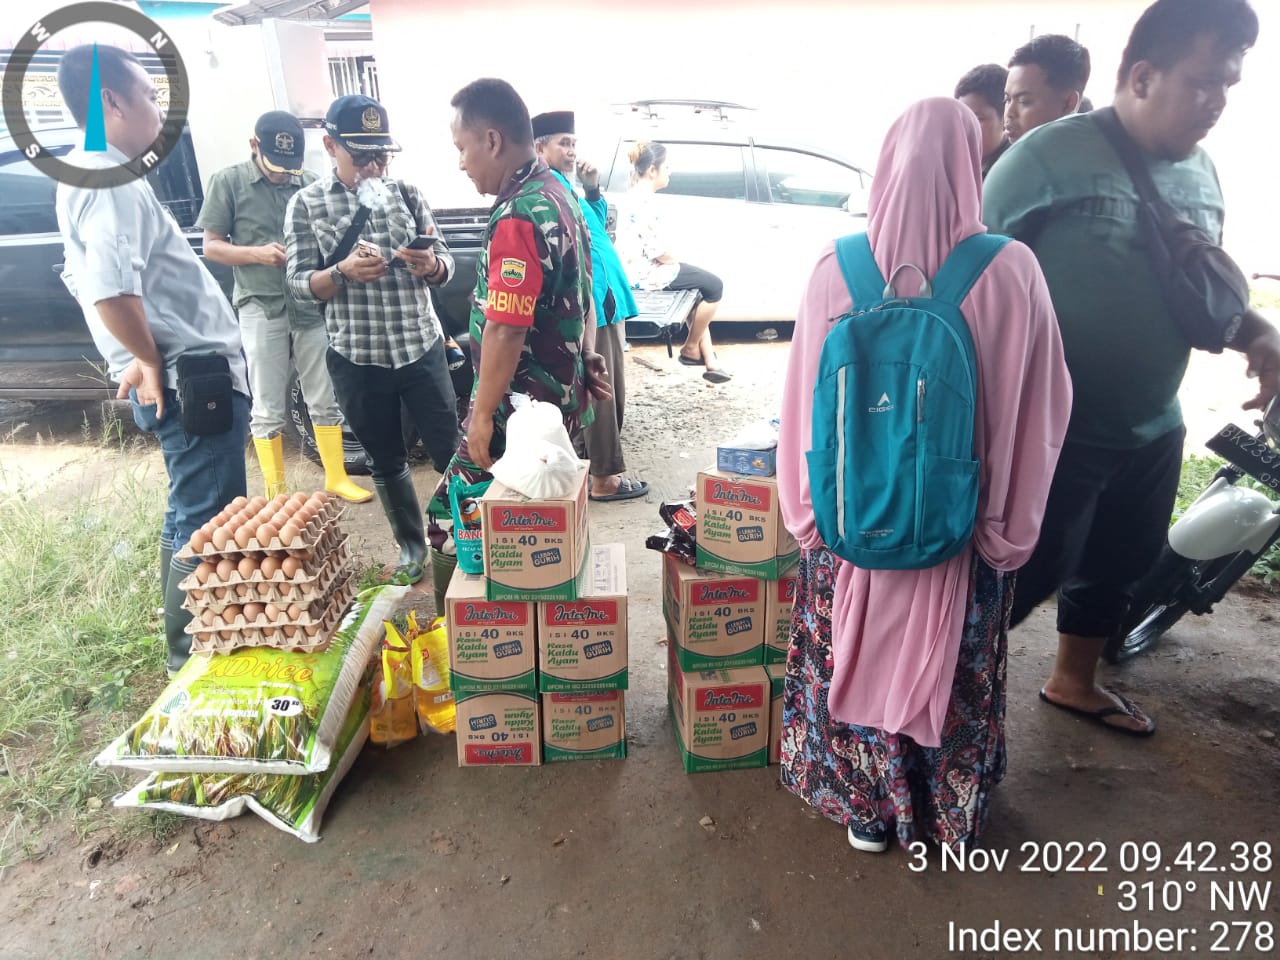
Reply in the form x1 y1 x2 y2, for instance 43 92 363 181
407 234 438 250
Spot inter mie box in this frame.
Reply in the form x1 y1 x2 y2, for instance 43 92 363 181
662 553 764 671
695 469 799 579
767 663 786 765
481 462 590 601
455 691 542 767
541 691 626 762
445 567 536 694
667 644 769 774
765 568 798 665
538 543 628 692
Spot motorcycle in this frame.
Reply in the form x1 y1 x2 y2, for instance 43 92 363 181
1104 396 1280 663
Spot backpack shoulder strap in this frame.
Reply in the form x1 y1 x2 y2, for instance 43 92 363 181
321 205 372 270
833 232 887 309
1092 107 1161 205
930 232 1011 306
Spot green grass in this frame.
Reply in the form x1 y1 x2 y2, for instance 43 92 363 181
1177 453 1280 586
1252 283 1280 312
0 467 172 867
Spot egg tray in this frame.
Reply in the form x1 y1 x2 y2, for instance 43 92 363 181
185 574 356 655
180 538 353 610
176 499 346 561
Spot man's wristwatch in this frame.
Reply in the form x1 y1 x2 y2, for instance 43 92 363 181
329 264 348 287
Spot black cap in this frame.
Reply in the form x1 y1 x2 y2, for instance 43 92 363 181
531 110 574 139
324 95 401 152
254 111 305 175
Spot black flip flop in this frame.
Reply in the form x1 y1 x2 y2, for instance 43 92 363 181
703 369 732 384
589 477 650 502
677 354 705 367
1038 688 1156 737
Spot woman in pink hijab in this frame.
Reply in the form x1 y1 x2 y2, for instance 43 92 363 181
776 98 1071 852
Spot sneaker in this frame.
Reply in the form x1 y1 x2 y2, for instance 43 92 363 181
847 822 889 853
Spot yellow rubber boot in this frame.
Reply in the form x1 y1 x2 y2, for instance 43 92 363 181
314 424 373 503
253 435 287 498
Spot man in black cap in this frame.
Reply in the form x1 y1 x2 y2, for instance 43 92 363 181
200 111 371 505
532 109 647 503
284 95 459 586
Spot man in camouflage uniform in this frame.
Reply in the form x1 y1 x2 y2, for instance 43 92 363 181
428 78 609 550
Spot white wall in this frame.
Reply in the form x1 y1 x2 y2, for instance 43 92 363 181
366 0 1277 271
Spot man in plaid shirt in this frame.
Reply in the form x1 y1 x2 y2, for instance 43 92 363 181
285 95 458 586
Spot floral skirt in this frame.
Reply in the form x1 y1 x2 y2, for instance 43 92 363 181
779 547 1012 850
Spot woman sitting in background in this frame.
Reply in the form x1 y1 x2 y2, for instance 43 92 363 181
612 140 730 384
776 98 1071 853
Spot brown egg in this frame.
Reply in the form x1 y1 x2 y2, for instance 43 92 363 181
222 604 243 623
213 510 230 525
231 526 252 549
199 608 217 627
200 520 218 536
249 496 267 511
212 527 233 551
281 556 302 579
243 602 264 623
257 523 279 548
259 555 281 580
215 558 236 582
302 621 322 637
272 492 289 507
256 581 273 598
194 561 216 585
237 555 258 580
189 587 205 602
279 522 301 547
188 529 210 554
286 602 305 620
262 605 283 623
281 623 299 639
271 511 290 528
290 492 308 506
213 586 229 601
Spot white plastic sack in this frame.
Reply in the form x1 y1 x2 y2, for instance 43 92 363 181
491 440 581 500
726 419 779 451
505 395 577 461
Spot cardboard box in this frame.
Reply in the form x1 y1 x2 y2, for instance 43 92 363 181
667 645 769 773
445 567 536 694
482 462 591 601
538 543 628 692
455 691 542 766
662 553 765 671
767 663 786 765
716 445 777 477
695 469 799 579
764 569 799 665
541 691 626 762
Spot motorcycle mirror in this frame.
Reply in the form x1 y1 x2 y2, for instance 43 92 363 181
1264 395 1280 452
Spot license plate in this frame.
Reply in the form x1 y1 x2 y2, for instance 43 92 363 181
1205 424 1280 494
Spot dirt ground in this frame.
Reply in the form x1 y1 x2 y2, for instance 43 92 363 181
1 338 1278 960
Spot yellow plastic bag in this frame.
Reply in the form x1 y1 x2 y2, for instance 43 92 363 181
370 620 417 748
411 614 455 734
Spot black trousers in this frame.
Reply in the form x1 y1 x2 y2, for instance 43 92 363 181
326 340 459 480
1010 426 1185 638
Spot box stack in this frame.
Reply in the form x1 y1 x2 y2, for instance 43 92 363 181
178 492 355 653
446 462 629 766
659 455 800 773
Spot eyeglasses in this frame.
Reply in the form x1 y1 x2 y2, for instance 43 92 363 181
347 149 390 168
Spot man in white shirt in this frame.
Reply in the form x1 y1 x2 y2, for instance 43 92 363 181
55 44 251 676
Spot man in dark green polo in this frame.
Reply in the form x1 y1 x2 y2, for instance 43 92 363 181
199 111 370 503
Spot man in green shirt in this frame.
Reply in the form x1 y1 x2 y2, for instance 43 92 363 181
199 111 370 504
984 0 1279 736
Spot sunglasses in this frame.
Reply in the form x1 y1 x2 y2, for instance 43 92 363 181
346 148 391 168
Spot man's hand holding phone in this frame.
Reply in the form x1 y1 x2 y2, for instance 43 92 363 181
393 235 440 278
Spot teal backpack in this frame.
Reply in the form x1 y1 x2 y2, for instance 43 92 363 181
807 232 1009 569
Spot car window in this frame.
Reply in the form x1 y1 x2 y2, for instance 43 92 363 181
758 147 868 214
0 146 67 234
657 143 747 201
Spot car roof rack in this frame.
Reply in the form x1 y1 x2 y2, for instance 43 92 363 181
616 99 755 122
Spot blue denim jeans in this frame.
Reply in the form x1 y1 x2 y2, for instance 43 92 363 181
130 388 251 554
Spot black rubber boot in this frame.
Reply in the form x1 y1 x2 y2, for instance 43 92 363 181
374 467 427 585
159 544 172 600
164 553 197 677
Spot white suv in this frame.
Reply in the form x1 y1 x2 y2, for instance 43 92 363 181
592 100 872 325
